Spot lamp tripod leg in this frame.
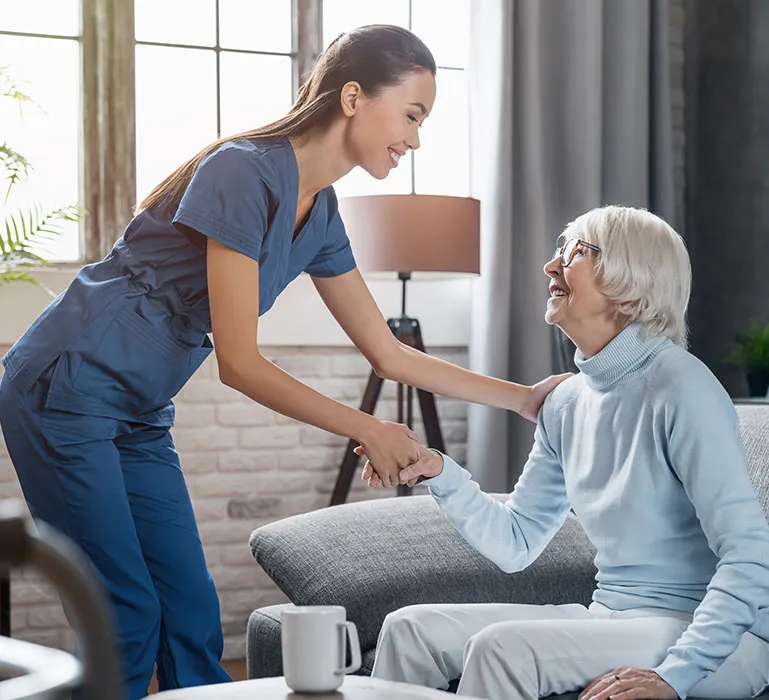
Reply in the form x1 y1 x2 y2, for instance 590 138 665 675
412 329 446 455
328 316 447 505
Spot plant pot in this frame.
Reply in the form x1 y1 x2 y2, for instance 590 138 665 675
746 371 769 398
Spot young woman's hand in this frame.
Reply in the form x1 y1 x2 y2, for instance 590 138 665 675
356 421 419 487
357 441 443 488
517 373 572 423
356 449 383 488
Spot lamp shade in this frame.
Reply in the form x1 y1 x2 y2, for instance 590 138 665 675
337 194 480 274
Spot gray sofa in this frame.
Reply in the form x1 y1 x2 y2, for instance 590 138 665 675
247 403 769 699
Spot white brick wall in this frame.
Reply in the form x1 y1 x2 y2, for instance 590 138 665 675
0 344 468 660
0 2 687 663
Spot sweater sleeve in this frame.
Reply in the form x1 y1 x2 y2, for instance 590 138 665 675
651 379 769 698
424 397 572 573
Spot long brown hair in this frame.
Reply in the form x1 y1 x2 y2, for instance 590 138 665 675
139 25 436 213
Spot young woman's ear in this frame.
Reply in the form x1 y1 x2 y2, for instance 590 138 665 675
340 81 363 117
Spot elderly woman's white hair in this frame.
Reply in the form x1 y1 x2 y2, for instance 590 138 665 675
563 205 691 347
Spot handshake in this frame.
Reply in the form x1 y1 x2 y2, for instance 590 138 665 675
354 421 444 489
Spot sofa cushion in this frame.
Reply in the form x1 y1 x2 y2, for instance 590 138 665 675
250 495 597 653
246 605 285 679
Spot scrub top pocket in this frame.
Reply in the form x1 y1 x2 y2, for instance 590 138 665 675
48 305 213 417
39 410 118 448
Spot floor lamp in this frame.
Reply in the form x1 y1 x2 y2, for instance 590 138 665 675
328 194 480 505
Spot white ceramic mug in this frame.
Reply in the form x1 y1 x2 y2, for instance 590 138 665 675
281 605 362 693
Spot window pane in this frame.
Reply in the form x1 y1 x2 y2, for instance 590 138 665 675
135 45 217 203
322 0 409 49
0 0 79 36
220 52 292 136
333 152 413 198
219 0 291 54
411 0 469 68
134 0 216 47
414 68 468 196
0 36 81 260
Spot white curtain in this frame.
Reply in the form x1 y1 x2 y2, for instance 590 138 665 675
467 0 675 491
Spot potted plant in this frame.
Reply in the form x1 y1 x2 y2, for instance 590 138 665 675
1 65 81 291
727 320 769 398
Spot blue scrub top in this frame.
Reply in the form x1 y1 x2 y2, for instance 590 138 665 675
2 137 357 426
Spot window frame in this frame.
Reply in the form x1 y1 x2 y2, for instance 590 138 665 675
0 0 319 262
2 0 466 263
81 0 322 262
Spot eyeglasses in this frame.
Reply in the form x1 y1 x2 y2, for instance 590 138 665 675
553 238 601 268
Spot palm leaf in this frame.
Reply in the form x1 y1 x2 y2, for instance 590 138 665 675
2 203 81 262
1 66 39 200
0 204 82 292
0 143 31 199
0 66 34 109
0 270 38 285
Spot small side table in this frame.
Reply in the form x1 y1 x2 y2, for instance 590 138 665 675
150 675 479 699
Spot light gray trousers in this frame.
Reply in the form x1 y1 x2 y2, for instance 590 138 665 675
371 602 769 700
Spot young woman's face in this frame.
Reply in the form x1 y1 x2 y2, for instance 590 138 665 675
343 69 436 179
543 232 615 334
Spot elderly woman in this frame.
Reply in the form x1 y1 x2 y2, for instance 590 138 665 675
364 206 769 700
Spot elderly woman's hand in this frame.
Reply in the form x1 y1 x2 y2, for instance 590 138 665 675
519 372 573 423
578 666 678 700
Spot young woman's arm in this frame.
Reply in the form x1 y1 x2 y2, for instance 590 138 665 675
207 238 418 487
312 268 568 422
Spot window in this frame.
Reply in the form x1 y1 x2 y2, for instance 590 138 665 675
0 0 82 260
134 0 293 202
0 0 471 262
323 0 470 198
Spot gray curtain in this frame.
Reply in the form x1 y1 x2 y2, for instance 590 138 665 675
467 0 675 491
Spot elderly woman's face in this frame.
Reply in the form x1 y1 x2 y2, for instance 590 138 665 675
543 231 614 332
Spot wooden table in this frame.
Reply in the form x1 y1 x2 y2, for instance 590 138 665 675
150 675 479 699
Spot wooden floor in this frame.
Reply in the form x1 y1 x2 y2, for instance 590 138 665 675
147 660 248 694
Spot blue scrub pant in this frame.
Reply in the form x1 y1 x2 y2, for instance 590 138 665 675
0 372 231 699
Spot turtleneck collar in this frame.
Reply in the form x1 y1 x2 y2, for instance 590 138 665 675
574 323 671 390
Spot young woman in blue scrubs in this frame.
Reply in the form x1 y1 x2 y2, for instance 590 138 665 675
0 25 567 698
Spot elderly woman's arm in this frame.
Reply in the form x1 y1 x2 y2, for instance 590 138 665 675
651 381 769 698
423 394 572 573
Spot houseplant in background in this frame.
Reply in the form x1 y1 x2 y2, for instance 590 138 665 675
1 65 80 291
727 320 769 398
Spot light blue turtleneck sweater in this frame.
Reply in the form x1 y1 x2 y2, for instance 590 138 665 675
425 324 769 699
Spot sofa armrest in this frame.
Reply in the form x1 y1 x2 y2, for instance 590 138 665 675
246 604 289 679
250 495 597 653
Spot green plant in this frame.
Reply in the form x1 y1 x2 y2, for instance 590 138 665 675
727 320 769 374
1 65 81 288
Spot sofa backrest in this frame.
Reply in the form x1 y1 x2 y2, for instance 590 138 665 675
250 495 598 653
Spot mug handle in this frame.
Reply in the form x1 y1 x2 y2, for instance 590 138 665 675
336 621 362 674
